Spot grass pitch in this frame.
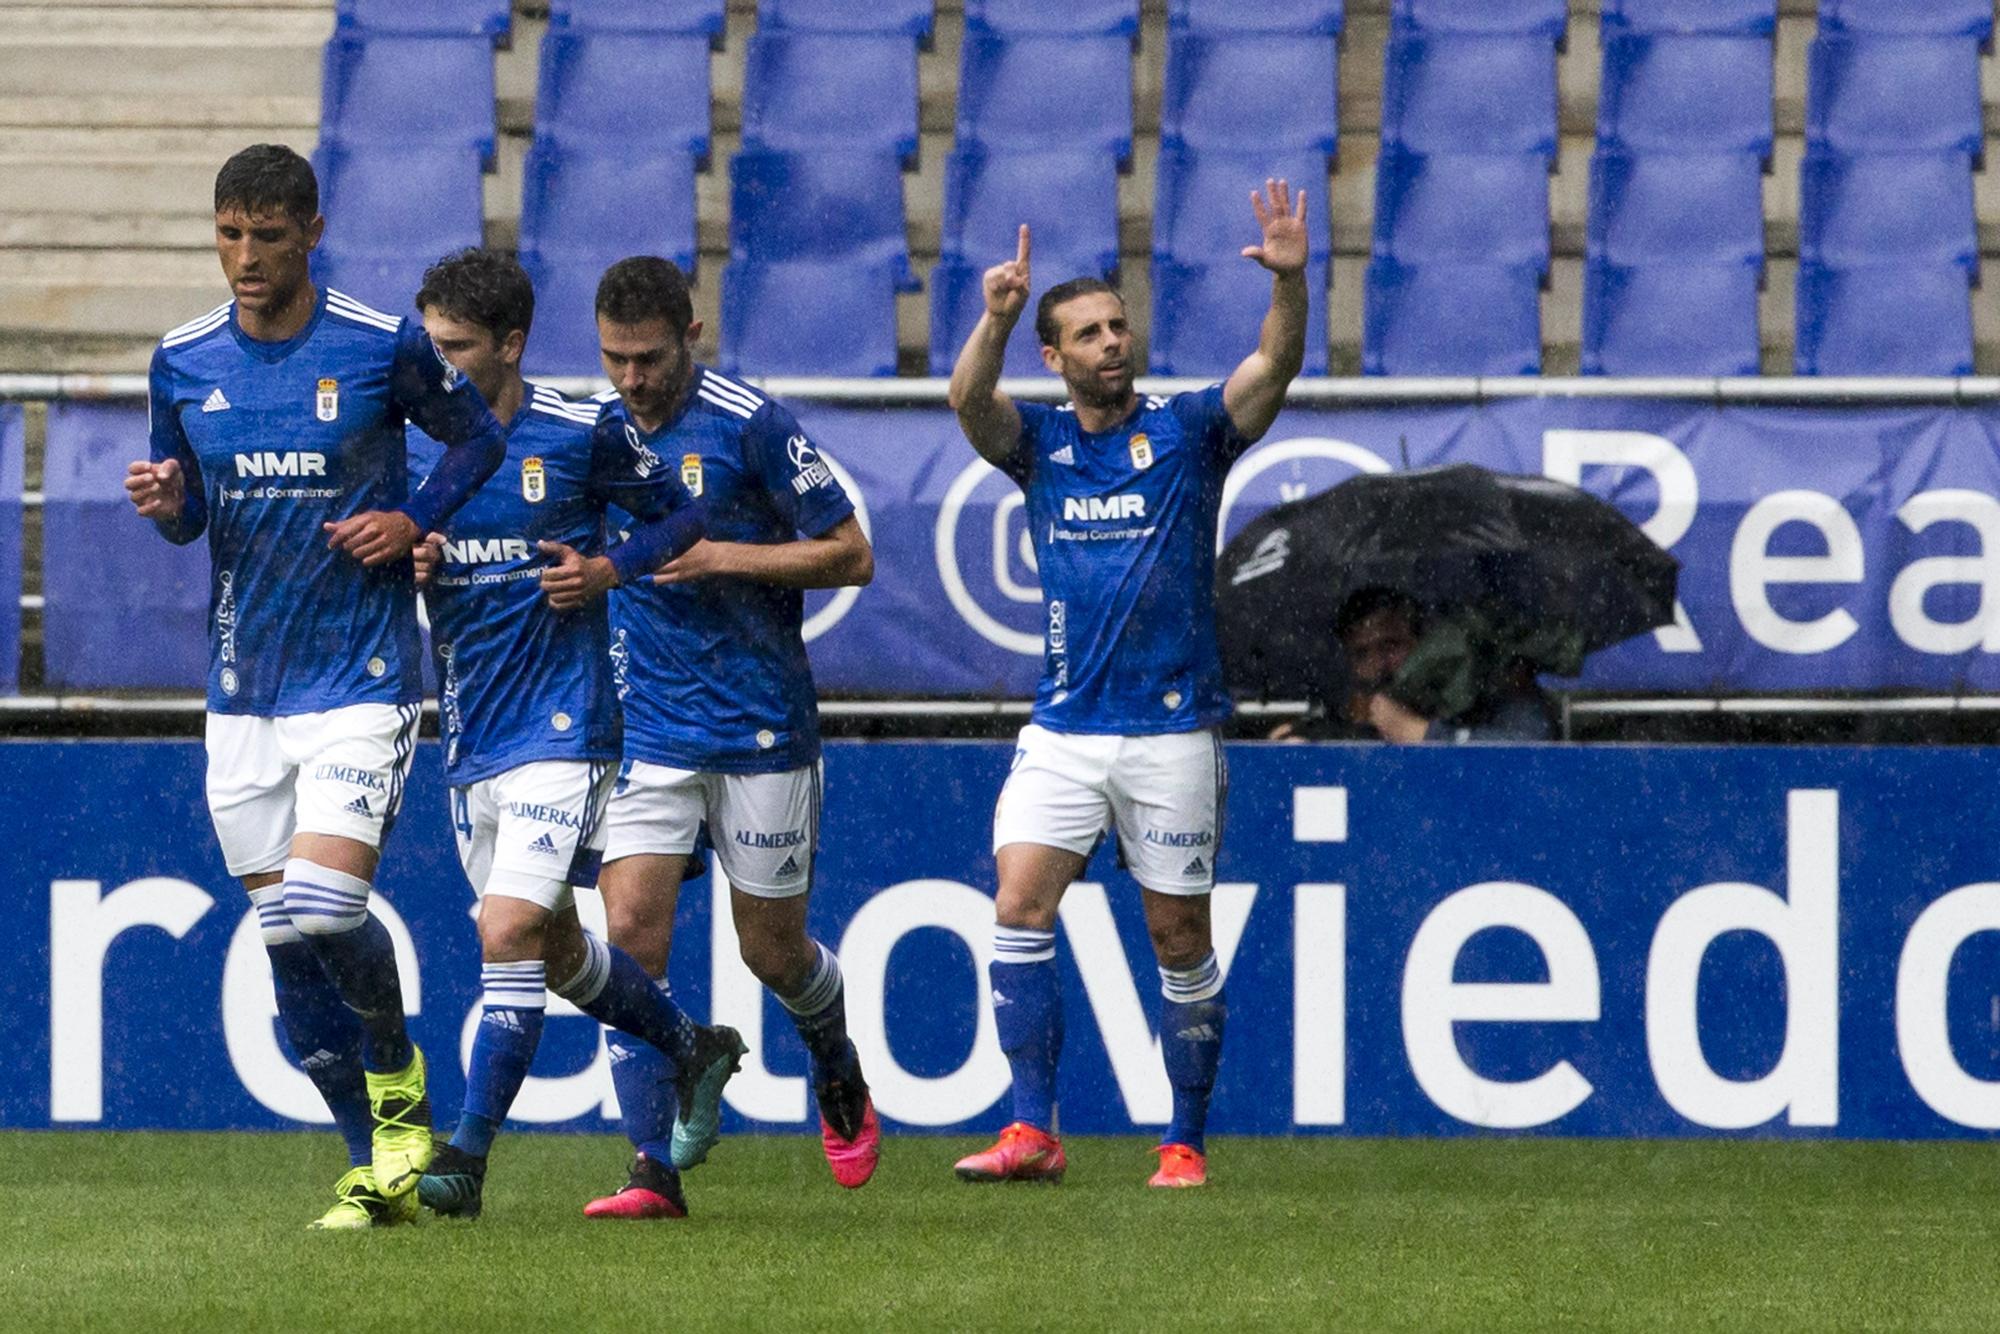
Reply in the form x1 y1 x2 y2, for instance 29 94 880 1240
5 1132 2000 1331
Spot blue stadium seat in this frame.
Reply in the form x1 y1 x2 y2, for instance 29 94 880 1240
1581 262 1760 375
956 32 1134 163
520 140 697 271
1381 35 1558 158
1371 148 1550 272
536 31 712 160
928 253 1118 376
1159 34 1338 156
1392 0 1566 40
320 34 497 163
1596 34 1773 158
760 0 935 39
1820 0 1993 44
1796 263 1974 375
1806 35 1984 161
1150 256 1330 376
1599 0 1775 34
729 149 915 285
547 0 725 39
1169 0 1343 36
42 404 208 690
720 259 902 376
1152 142 1331 266
336 0 510 39
1799 152 1977 275
1586 150 1764 268
740 32 919 162
939 147 1120 274
1363 261 1541 375
0 405 18 694
310 143 485 311
519 251 619 377
964 0 1139 38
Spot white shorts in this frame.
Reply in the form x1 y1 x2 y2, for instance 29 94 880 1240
205 703 423 878
603 760 822 898
993 723 1228 895
451 758 617 912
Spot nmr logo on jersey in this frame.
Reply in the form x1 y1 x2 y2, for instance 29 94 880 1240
234 451 326 478
441 537 532 565
1062 494 1147 522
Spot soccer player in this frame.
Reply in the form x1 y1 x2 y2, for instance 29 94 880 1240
945 182 1310 1188
124 144 508 1227
583 256 881 1215
397 249 742 1222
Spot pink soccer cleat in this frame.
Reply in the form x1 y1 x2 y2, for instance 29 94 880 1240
954 1121 1067 1184
818 1077 881 1189
1147 1142 1207 1188
582 1154 687 1220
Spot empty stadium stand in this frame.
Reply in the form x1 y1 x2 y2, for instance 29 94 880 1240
740 30 921 162
546 0 726 38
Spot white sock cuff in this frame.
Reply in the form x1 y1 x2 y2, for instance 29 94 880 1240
553 932 612 1007
779 941 842 1017
1160 953 1223 1004
994 925 1057 965
250 884 302 946
480 959 548 1011
282 858 371 935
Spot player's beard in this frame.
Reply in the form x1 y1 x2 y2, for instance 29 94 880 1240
1067 357 1134 412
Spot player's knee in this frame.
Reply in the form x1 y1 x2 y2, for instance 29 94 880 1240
1148 916 1211 970
603 896 666 959
478 908 546 962
994 884 1060 933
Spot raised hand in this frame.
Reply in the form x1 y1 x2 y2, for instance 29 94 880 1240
125 458 185 520
324 510 421 567
982 224 1032 320
1242 178 1309 275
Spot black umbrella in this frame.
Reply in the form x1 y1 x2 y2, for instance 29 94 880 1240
1216 462 1680 700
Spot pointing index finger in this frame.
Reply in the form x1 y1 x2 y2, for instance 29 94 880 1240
1016 224 1031 268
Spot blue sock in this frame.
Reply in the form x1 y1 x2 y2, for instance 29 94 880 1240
606 1035 676 1164
992 926 1062 1133
557 934 697 1070
779 941 859 1084
453 960 548 1158
255 887 371 1167
1159 954 1226 1153
283 858 412 1073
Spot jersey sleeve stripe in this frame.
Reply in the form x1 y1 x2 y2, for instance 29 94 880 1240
529 401 601 426
529 388 602 424
695 386 757 420
325 290 402 332
699 373 763 412
161 304 233 347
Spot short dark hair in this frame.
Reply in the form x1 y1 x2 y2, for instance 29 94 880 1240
1036 276 1121 348
214 144 318 226
1335 587 1423 641
415 247 535 339
595 256 694 330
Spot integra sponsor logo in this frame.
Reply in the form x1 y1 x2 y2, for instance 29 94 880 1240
1062 493 1146 522
736 828 809 848
441 537 532 564
234 451 326 478
1143 829 1212 848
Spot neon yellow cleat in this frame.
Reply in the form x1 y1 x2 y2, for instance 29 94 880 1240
308 1165 418 1230
364 1045 434 1199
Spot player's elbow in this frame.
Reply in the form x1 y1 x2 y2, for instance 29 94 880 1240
845 540 875 588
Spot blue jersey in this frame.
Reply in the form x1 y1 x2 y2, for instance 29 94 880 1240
411 385 698 787
147 287 504 716
1003 385 1250 735
605 367 855 774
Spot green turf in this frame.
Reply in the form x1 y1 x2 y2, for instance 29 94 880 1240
4 1132 2000 1331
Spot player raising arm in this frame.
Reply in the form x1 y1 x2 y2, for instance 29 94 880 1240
125 145 507 1228
945 182 1308 1189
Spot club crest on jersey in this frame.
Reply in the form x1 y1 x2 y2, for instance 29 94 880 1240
315 378 339 422
1129 432 1154 470
521 456 546 503
681 452 704 497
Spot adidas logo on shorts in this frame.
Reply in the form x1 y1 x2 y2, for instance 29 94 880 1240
775 853 799 877
343 795 372 817
1182 856 1207 877
528 831 559 855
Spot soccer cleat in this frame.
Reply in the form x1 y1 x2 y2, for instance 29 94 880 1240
582 1154 687 1220
1148 1142 1207 1188
417 1142 487 1219
954 1121 1066 1185
308 1165 418 1230
816 1070 880 1190
364 1045 434 1199
670 1023 749 1171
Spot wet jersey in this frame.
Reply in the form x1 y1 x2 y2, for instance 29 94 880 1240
603 367 854 774
1002 384 1250 735
146 287 504 716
